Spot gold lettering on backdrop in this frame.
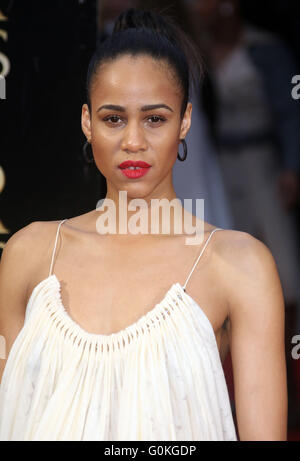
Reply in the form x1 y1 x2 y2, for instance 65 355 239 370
0 166 10 249
0 10 10 250
0 52 9 77
0 30 7 40
0 8 9 78
0 10 8 21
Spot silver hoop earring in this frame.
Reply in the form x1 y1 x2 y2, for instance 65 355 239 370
177 139 187 162
83 140 94 164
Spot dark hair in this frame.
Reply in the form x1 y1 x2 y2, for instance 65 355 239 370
86 8 203 119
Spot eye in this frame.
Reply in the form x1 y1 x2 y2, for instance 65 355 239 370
103 115 123 125
147 115 166 125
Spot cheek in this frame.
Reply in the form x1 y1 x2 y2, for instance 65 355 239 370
90 123 116 167
159 138 178 167
90 136 114 178
152 125 180 165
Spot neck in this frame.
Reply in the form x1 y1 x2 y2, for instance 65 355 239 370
94 182 201 241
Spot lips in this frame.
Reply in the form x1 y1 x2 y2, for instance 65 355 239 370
118 160 151 169
118 160 151 179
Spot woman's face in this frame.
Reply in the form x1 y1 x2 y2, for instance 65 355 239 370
81 54 192 201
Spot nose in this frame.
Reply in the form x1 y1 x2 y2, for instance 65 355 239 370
121 120 147 153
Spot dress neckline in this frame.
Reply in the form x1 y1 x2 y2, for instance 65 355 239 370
27 274 218 351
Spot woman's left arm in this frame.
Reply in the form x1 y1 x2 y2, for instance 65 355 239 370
223 232 288 441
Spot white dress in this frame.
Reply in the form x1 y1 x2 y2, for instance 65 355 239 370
0 220 237 441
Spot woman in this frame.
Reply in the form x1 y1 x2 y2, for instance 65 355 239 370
0 8 287 441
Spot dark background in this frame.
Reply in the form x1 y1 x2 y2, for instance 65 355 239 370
0 0 102 247
1 0 300 244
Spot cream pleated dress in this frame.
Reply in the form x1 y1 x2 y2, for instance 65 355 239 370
0 220 237 441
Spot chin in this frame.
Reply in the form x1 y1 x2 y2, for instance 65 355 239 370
119 184 153 201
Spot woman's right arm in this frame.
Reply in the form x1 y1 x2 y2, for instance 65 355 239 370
0 223 39 383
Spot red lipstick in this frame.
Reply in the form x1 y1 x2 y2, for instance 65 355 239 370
118 160 151 179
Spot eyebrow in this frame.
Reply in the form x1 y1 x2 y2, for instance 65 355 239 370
96 104 173 113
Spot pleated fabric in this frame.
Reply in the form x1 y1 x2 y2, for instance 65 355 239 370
0 273 237 441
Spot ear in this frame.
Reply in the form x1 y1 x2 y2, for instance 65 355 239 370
179 102 192 140
81 103 92 141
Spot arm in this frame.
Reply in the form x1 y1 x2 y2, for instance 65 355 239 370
222 232 287 440
0 222 40 383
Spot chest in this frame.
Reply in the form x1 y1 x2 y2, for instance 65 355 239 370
54 262 229 360
28 233 230 360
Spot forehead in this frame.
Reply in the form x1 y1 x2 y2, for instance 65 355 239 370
91 54 182 108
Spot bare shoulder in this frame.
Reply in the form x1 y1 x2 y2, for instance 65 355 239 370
1 221 45 272
0 220 64 374
0 220 65 292
3 220 53 248
213 228 276 271
2 220 61 266
212 229 284 318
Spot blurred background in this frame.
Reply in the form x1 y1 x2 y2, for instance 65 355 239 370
0 0 300 440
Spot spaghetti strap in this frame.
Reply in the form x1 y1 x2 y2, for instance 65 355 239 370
49 219 68 277
182 228 223 292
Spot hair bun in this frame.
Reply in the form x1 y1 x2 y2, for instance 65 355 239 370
87 7 204 120
113 8 175 43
